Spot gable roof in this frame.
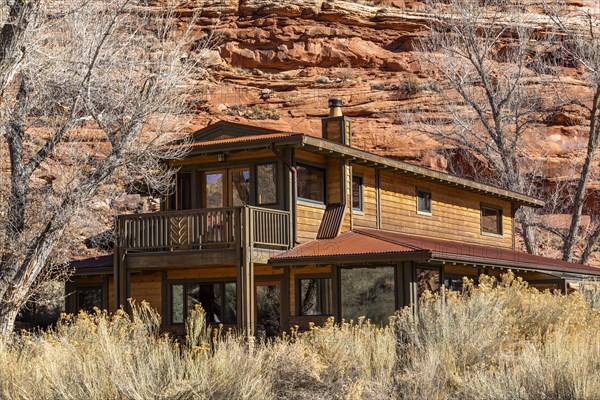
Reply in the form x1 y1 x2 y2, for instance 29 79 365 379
182 121 544 208
270 228 600 277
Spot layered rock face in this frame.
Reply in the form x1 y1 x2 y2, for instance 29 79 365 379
173 0 598 174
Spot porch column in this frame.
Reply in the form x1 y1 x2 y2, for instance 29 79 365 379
237 206 255 336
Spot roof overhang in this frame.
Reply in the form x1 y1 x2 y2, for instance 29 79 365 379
183 124 544 208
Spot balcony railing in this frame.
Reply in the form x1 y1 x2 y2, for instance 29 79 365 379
118 206 291 253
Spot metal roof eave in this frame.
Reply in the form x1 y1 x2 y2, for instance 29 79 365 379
268 251 432 266
298 136 545 208
181 132 544 208
429 253 600 277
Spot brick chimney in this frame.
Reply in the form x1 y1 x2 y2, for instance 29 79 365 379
322 98 352 146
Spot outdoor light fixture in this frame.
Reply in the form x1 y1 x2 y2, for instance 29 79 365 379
217 153 226 162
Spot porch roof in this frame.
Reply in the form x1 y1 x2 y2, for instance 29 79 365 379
69 255 113 275
269 228 600 277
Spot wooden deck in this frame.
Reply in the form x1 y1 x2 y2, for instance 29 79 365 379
118 206 292 253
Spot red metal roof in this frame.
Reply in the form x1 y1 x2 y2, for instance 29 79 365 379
271 228 600 276
180 132 301 149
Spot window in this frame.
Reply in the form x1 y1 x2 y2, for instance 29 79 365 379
416 267 441 298
340 267 395 325
168 172 192 210
298 277 333 316
256 283 281 338
170 281 236 324
205 172 224 208
230 168 250 206
481 205 503 235
257 163 278 205
352 176 363 211
297 164 325 203
417 189 432 215
75 286 104 312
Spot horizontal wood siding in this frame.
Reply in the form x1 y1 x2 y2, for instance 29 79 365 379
295 149 325 165
379 172 513 248
129 272 162 313
165 264 277 281
172 149 276 168
297 203 325 242
352 164 378 229
167 266 236 280
327 158 341 204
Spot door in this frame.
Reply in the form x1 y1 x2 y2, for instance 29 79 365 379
255 281 281 339
203 167 251 208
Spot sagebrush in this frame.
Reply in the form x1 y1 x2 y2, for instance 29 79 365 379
1 272 599 399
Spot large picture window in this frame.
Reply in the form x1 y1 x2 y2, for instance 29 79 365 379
257 163 278 205
298 277 333 316
170 281 236 324
297 164 325 203
481 205 503 235
340 267 395 325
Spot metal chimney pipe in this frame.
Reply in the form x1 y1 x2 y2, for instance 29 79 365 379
329 98 343 117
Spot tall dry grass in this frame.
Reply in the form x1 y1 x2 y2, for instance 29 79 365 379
0 272 599 399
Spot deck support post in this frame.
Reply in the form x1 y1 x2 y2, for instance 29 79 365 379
237 207 255 337
113 216 126 311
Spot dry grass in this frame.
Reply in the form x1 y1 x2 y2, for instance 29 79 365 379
1 272 600 399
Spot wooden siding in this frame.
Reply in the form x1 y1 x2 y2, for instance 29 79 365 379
352 164 378 229
165 264 278 281
295 150 328 242
172 149 276 168
379 171 514 248
297 203 325 242
295 149 325 165
326 158 342 204
129 272 162 313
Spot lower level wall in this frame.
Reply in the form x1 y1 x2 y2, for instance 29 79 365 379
68 262 566 332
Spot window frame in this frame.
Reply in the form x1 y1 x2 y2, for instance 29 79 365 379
167 279 237 325
480 203 503 236
338 265 398 325
351 175 363 212
416 188 432 216
203 169 227 209
295 274 334 317
296 162 326 204
66 282 107 314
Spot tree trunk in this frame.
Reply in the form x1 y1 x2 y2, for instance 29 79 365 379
0 306 20 337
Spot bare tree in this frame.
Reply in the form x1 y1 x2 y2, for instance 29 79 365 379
544 5 600 263
0 0 210 334
407 0 553 254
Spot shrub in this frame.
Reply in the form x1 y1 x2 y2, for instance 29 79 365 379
398 73 422 97
225 104 280 120
1 273 600 399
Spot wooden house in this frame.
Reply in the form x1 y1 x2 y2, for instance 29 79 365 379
67 99 600 337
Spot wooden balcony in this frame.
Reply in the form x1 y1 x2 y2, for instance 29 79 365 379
118 206 292 253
